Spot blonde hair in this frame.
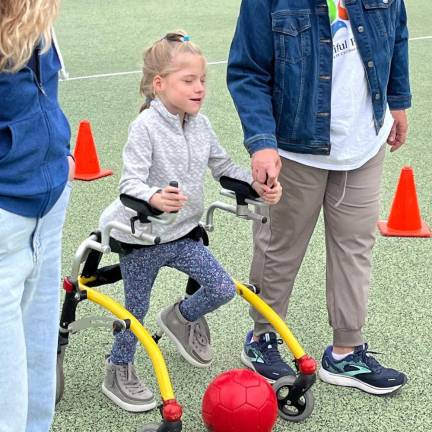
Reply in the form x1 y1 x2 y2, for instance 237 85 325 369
139 30 204 112
0 0 59 73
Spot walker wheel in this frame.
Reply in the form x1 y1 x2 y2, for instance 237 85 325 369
273 375 314 422
55 345 66 405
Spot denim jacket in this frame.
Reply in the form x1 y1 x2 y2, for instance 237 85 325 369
227 0 411 155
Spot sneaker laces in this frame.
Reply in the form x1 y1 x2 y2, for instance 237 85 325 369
354 344 384 373
118 364 148 395
188 321 209 352
258 338 284 365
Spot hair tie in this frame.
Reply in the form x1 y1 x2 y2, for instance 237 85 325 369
181 35 191 42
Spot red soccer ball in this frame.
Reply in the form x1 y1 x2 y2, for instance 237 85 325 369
202 369 278 432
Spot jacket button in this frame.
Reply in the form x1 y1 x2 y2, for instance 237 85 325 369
367 61 374 68
375 93 381 100
358 26 365 33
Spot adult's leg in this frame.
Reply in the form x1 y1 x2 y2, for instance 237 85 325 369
21 184 71 432
250 158 328 335
0 210 35 432
324 147 385 347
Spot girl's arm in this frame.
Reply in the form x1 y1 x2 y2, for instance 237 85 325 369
119 118 161 202
206 117 253 185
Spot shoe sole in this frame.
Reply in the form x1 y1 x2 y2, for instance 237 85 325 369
156 311 212 369
101 383 157 412
240 350 277 384
318 367 406 395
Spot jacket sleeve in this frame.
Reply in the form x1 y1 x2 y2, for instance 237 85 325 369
387 0 412 110
227 0 277 155
119 118 161 202
206 118 253 184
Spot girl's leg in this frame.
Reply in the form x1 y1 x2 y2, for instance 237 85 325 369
0 210 36 432
103 246 167 412
169 239 236 321
21 183 71 432
110 247 164 364
156 239 235 368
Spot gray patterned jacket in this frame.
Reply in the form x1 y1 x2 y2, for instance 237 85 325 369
100 98 252 244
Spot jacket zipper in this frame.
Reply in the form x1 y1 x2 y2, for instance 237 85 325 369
181 120 191 173
35 45 47 96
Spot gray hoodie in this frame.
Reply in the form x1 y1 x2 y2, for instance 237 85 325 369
100 98 253 244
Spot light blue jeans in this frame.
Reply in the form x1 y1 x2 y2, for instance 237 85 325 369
0 183 71 432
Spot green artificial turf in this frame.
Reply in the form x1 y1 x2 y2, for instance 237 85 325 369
52 1 431 431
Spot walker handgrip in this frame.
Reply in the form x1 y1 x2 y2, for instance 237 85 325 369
219 176 259 206
168 181 179 214
120 193 163 220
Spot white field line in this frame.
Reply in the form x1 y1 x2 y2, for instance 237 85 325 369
61 36 432 82
63 60 227 82
409 36 432 41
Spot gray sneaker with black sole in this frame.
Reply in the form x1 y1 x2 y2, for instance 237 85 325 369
102 360 156 412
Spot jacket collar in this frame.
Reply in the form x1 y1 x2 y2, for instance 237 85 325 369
150 97 195 130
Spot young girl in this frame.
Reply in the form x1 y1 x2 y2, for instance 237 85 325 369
99 31 282 412
0 1 73 431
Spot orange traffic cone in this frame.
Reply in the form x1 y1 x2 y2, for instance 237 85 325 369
73 120 113 181
378 166 431 237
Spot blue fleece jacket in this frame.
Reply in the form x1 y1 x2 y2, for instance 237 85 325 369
0 42 70 217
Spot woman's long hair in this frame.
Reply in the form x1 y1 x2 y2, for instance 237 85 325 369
0 0 59 72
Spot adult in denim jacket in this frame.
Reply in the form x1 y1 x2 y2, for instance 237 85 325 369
0 1 74 430
228 0 410 395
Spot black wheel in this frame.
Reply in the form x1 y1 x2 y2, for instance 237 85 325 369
137 423 160 432
273 376 314 422
55 345 66 405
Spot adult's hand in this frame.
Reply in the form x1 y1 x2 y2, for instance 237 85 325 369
387 110 408 152
251 148 281 187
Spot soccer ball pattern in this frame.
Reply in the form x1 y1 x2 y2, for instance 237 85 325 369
202 369 278 432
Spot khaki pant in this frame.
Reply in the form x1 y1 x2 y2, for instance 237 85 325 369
250 146 385 347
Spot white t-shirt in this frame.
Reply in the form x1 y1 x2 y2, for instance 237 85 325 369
279 0 393 171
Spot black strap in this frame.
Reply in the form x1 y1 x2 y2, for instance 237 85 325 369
116 225 209 253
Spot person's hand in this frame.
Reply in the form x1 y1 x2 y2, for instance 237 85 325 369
387 110 409 152
251 148 281 187
149 184 187 212
252 179 282 205
67 155 75 181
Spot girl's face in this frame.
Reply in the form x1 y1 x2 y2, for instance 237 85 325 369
154 53 206 120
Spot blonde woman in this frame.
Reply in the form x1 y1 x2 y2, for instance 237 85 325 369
0 1 74 430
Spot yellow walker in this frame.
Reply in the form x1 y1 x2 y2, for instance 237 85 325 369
56 177 316 431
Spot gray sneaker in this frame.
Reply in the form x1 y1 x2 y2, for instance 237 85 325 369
156 302 212 368
102 360 156 412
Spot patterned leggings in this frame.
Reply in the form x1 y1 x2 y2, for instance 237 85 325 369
110 238 236 364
